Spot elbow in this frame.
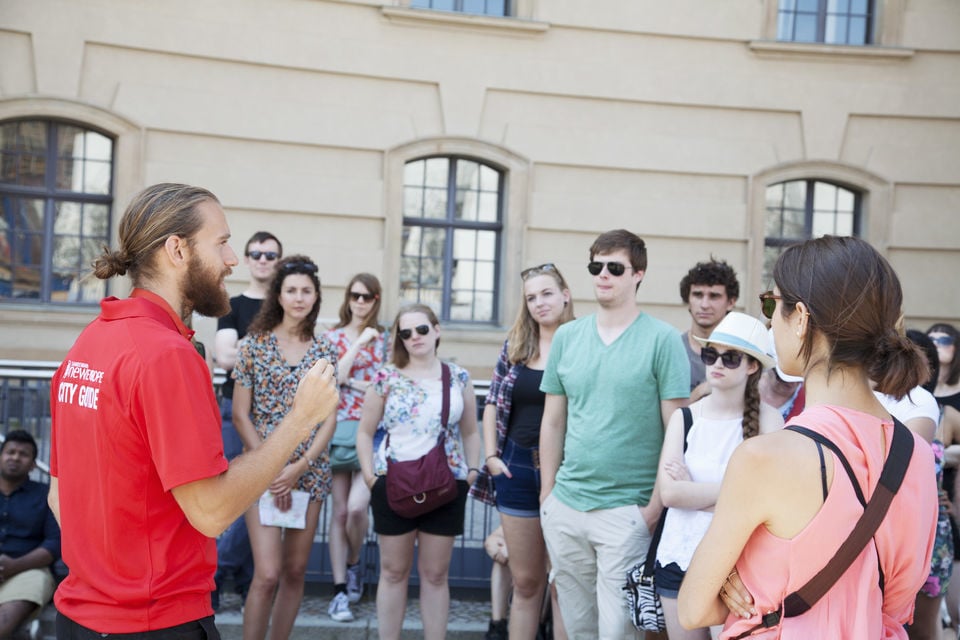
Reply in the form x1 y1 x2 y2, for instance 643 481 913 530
185 511 230 539
676 589 707 630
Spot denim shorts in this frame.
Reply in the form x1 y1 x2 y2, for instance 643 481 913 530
493 438 541 518
654 561 685 598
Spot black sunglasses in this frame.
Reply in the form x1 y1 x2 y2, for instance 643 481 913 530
700 346 745 369
247 250 279 261
398 324 431 341
759 291 781 319
931 335 956 348
521 263 557 280
587 261 630 277
280 260 318 273
349 291 377 303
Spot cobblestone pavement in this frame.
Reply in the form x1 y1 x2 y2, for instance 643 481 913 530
214 588 493 630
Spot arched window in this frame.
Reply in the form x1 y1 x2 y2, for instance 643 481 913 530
0 119 114 303
763 178 862 283
400 156 503 323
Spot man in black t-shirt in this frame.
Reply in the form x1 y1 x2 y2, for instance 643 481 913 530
212 230 283 608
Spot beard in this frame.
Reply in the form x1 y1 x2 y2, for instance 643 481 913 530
182 253 231 318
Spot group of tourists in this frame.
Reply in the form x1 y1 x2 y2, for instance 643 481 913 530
46 183 951 640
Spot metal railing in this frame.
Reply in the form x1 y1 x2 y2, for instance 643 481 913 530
0 360 498 589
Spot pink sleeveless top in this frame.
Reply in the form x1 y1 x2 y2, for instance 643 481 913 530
720 405 937 640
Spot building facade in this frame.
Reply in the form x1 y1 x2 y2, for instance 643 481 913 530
2 0 958 376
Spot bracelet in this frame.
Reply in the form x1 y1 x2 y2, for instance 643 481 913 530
468 467 480 474
485 454 498 461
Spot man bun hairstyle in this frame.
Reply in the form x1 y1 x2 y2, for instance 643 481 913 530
92 183 218 286
773 235 928 399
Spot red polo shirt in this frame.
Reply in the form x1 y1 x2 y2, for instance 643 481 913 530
50 289 228 631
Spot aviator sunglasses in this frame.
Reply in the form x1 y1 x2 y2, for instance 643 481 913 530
587 261 630 277
247 250 279 261
349 291 377 303
759 291 781 320
931 335 956 347
700 346 746 369
398 324 431 341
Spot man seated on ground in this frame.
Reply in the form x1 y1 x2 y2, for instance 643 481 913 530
0 430 60 636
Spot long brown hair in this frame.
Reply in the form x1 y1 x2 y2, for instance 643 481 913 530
247 255 321 341
773 236 928 399
92 183 215 286
335 273 385 333
507 264 574 364
390 303 440 369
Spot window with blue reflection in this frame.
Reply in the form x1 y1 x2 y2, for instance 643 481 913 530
776 0 874 45
410 0 510 17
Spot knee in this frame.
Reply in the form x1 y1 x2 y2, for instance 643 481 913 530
347 505 368 524
418 565 449 588
379 565 411 585
331 504 348 527
251 569 280 592
512 571 546 600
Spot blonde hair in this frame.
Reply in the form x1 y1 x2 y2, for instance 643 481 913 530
507 265 574 364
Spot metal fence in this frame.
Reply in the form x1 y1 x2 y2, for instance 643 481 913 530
0 361 499 589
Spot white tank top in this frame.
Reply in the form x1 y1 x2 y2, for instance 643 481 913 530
656 412 744 571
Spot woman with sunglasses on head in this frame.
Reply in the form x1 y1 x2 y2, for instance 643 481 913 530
928 323 960 413
355 303 481 640
470 263 574 640
679 236 938 639
232 255 339 640
322 273 389 622
655 312 783 640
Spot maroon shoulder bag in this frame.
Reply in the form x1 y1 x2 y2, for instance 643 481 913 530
385 363 458 518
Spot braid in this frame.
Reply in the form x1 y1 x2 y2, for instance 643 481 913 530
742 365 762 440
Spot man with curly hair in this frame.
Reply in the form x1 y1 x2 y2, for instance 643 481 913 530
678 258 739 402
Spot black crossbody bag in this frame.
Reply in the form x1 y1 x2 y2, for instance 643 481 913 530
730 418 914 639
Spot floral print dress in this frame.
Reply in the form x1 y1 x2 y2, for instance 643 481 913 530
323 327 389 422
371 362 471 480
922 439 953 597
234 331 339 502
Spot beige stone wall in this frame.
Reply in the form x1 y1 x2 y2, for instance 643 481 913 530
1 0 958 377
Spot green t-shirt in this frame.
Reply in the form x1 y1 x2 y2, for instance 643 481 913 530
540 312 690 511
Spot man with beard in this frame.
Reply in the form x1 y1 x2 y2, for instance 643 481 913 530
211 230 283 608
48 183 339 638
0 431 59 638
678 258 739 402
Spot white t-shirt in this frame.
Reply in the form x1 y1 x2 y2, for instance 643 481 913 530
874 386 940 425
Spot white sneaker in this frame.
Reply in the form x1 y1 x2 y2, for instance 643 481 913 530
328 591 354 622
346 562 364 603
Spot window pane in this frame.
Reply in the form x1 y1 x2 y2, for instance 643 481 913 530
779 0 798 10
456 160 480 191
475 260 495 291
449 289 475 321
453 229 477 260
404 159 425 186
473 290 494 322
783 207 806 238
485 0 506 16
783 181 807 210
410 0 431 7
812 210 836 237
403 186 424 218
423 187 447 219
848 16 867 44
480 165 500 192
825 15 846 43
765 183 785 209
477 193 498 223
432 0 455 9
766 207 785 237
477 230 496 260
836 211 854 235
457 190 477 222
54 201 82 235
813 182 837 212
794 14 818 41
777 12 796 39
851 0 867 12
425 158 449 188
4 121 48 187
837 188 854 213
828 0 850 13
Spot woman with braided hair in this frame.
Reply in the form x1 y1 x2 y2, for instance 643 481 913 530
655 312 783 639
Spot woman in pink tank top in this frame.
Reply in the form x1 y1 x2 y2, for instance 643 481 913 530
678 236 939 639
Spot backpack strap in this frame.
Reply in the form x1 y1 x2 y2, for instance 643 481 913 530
731 417 914 638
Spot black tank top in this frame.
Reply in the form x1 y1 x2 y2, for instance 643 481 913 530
506 366 545 448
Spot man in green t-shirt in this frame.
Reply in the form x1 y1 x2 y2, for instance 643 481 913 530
539 229 690 639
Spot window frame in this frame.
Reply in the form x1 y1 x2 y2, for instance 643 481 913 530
775 0 875 45
383 138 530 331
0 118 115 305
400 155 505 325
408 0 512 17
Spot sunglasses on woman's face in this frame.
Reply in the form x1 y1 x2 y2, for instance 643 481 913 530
349 291 377 303
931 335 956 347
587 261 630 277
398 324 430 341
759 291 781 320
247 250 279 261
700 346 745 369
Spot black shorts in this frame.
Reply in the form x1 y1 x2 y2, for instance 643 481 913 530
370 477 468 537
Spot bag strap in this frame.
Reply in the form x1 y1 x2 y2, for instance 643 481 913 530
731 417 914 638
643 407 694 575
440 362 451 432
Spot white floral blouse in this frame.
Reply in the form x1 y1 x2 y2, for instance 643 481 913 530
371 362 471 480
